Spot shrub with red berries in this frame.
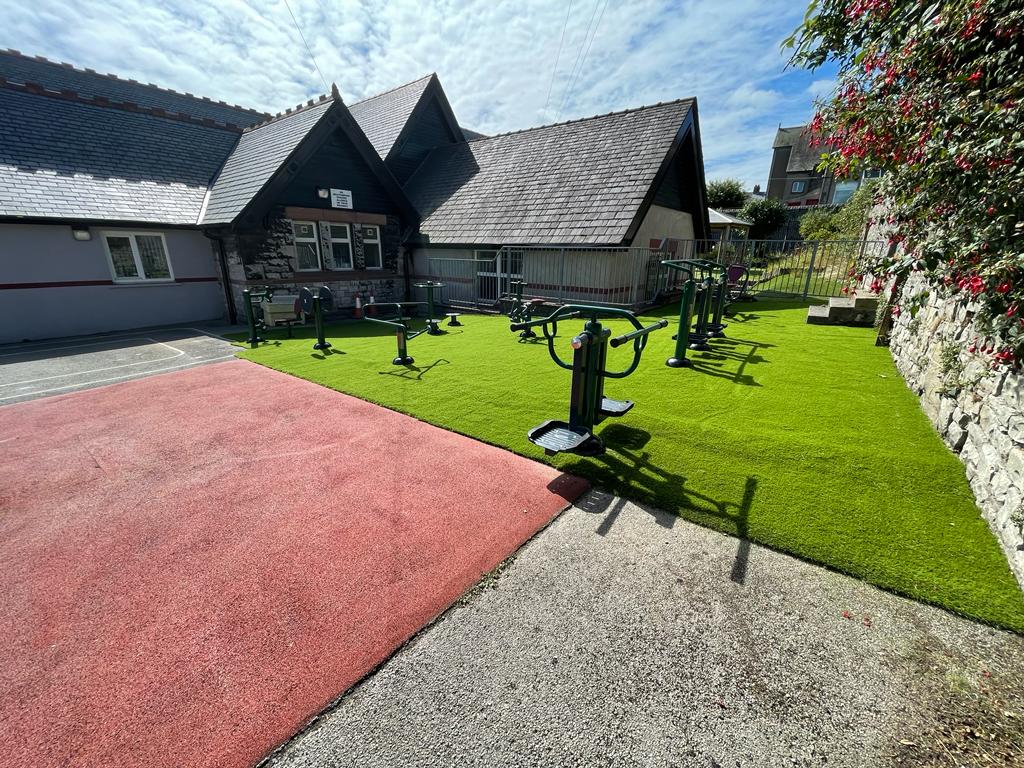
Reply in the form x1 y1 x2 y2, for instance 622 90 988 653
787 0 1024 367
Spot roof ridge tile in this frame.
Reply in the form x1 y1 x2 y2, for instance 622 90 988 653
0 77 244 132
468 97 695 142
242 93 334 133
348 72 433 107
0 48 268 117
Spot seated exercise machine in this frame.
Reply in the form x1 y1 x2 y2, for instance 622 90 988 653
243 285 332 351
505 280 548 339
509 305 667 456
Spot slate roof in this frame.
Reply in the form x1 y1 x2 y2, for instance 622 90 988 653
773 125 823 173
348 74 433 159
0 87 240 224
201 99 334 225
404 99 694 246
0 49 266 127
708 208 751 227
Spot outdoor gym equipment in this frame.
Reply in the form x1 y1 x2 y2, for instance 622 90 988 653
242 287 274 348
363 301 442 365
509 305 667 456
413 281 447 335
505 280 547 339
299 285 333 351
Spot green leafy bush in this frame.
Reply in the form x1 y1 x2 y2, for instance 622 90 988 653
739 197 789 239
787 0 1024 367
706 178 748 209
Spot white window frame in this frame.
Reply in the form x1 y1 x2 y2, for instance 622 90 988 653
327 223 353 271
791 180 807 194
292 220 322 272
362 224 383 270
101 231 174 283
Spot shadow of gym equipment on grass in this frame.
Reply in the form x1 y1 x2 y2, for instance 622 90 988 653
378 358 452 380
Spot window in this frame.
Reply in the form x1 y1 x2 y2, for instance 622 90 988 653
362 225 382 269
325 224 352 270
103 232 172 282
292 221 321 271
831 180 860 205
790 180 807 194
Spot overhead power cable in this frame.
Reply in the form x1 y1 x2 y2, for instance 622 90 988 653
542 0 574 119
283 0 330 92
557 0 609 120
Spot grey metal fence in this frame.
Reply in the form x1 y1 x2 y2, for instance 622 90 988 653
423 239 888 309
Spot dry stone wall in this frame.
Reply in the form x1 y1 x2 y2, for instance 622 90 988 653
886 272 1024 586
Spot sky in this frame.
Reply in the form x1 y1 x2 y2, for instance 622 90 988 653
0 0 837 189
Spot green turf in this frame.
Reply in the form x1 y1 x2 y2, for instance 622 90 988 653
235 300 1024 631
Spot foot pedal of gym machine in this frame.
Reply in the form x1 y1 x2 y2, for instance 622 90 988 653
598 397 634 418
527 420 602 456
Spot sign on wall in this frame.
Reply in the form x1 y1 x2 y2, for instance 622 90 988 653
330 188 353 209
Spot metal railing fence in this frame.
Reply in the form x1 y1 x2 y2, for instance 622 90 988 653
422 239 887 309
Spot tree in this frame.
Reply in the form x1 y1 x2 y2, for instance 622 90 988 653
798 180 877 241
706 178 748 209
787 0 1024 366
739 197 788 240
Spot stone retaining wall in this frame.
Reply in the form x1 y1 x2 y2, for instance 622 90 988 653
886 273 1024 586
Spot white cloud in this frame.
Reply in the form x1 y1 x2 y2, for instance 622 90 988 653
0 0 835 188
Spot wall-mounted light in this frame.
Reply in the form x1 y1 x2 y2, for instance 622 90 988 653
71 225 91 241
316 187 330 199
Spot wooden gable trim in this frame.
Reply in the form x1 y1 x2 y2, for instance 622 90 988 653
621 104 711 245
234 101 420 230
283 207 387 225
385 75 464 164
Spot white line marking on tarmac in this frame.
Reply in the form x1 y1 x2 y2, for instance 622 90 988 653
0 355 241 403
0 339 186 388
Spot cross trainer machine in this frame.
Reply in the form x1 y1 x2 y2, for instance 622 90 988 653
509 305 667 456
661 259 749 368
243 285 333 351
298 285 333 351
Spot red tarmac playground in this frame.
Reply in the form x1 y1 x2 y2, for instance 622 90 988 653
0 359 586 768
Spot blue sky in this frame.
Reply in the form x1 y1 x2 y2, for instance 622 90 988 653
1 0 836 188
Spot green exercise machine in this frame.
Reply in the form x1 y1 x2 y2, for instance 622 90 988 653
242 285 332 351
363 301 442 365
509 305 667 456
505 280 548 339
298 285 333 351
242 287 274 348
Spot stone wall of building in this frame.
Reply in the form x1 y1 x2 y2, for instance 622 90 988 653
886 272 1024 585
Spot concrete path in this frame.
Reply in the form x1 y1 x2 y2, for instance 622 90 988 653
268 491 1024 768
0 326 239 404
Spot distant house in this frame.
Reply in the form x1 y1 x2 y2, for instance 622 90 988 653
708 208 751 242
766 125 873 208
0 49 710 343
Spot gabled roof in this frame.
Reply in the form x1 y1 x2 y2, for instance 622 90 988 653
0 84 240 224
404 99 696 246
201 99 334 225
0 49 266 127
348 74 434 160
708 208 751 226
773 124 823 173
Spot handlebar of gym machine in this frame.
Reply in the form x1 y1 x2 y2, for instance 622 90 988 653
609 319 669 348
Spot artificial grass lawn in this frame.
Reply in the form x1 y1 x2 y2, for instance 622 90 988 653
236 300 1024 631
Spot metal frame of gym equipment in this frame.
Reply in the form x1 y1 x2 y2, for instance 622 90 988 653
362 301 440 365
242 287 274 348
505 280 548 339
509 304 667 456
661 260 750 368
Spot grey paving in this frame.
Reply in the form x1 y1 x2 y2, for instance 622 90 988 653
266 491 1024 768
0 327 239 405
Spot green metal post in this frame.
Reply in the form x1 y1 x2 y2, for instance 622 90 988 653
394 326 413 365
667 280 695 367
312 295 331 351
709 273 728 337
243 289 261 348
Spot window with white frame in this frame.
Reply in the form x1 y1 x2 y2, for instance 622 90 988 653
292 221 321 271
325 224 353 270
103 232 172 281
791 180 807 194
362 225 382 269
